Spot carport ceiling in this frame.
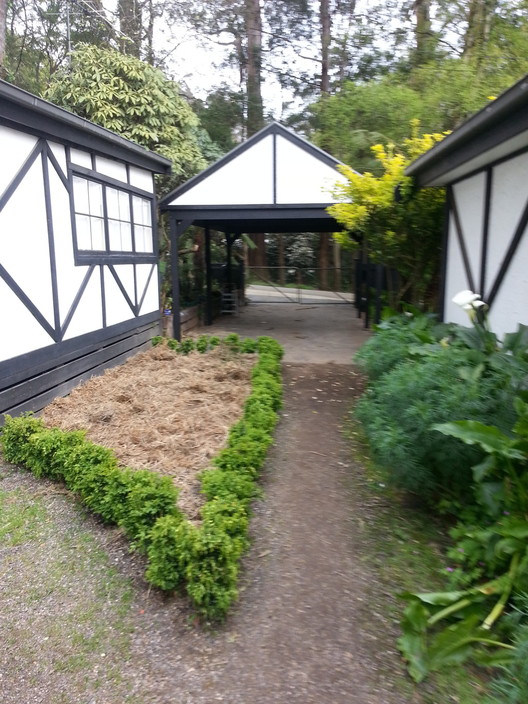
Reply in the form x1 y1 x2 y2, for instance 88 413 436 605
159 122 350 233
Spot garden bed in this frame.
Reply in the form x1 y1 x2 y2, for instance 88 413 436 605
41 343 256 520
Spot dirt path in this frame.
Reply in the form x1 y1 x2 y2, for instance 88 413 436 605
1 362 416 703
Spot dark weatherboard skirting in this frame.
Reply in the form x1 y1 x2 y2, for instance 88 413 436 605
0 312 160 422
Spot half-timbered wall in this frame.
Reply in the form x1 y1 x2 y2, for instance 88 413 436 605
0 123 161 418
444 148 528 338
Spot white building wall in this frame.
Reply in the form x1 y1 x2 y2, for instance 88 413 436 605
0 124 160 364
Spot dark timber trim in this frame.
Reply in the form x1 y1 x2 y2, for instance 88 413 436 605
0 318 159 420
0 262 57 340
449 185 476 293
0 139 44 211
480 168 493 297
42 147 61 336
0 79 171 175
438 199 450 321
0 312 160 392
487 192 528 307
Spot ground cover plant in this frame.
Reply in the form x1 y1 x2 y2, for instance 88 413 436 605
353 293 528 690
1 334 284 620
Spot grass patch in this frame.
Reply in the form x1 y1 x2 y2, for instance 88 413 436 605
345 419 490 704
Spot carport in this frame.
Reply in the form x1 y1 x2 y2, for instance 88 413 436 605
159 122 352 339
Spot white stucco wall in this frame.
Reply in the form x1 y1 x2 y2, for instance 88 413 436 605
0 124 159 363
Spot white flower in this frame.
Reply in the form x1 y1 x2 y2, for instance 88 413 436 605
452 289 481 308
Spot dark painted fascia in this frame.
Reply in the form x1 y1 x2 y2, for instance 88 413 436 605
0 79 172 174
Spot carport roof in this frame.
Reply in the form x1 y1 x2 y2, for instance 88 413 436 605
159 122 349 233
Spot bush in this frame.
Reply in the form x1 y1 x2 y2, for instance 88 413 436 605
355 313 451 381
356 347 520 502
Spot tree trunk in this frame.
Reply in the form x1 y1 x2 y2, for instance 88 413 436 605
0 0 7 76
278 233 285 285
320 0 331 94
318 233 329 290
462 0 497 64
245 0 264 136
333 237 341 291
413 0 433 66
118 0 142 58
248 232 269 280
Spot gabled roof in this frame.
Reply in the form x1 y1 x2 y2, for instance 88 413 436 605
160 122 347 210
0 79 172 173
406 73 528 186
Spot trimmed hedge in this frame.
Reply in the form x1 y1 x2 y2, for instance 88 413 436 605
1 335 283 620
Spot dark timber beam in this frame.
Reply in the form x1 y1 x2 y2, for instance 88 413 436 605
205 226 213 326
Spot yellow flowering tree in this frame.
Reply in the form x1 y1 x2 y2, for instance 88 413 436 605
328 121 447 308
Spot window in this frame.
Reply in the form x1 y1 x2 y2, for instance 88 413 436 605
72 175 154 259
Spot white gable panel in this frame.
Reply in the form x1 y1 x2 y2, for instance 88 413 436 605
486 152 528 297
489 226 528 339
111 264 136 306
0 277 55 362
138 265 159 315
129 166 154 193
62 268 102 340
452 172 486 293
169 135 275 206
47 141 68 176
70 148 92 169
275 136 344 204
96 156 128 184
0 126 39 196
0 158 55 326
47 167 89 325
444 214 474 328
104 267 135 326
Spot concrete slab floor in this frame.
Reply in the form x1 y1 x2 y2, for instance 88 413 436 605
206 302 371 364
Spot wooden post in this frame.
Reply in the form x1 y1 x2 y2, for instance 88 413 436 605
205 226 213 326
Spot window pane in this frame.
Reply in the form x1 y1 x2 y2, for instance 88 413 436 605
119 191 131 221
135 225 153 253
88 181 104 217
106 187 120 220
90 217 105 250
133 196 152 226
121 222 133 251
76 214 91 250
73 176 89 214
108 219 121 251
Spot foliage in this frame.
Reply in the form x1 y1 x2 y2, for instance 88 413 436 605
0 335 283 621
0 416 182 550
354 311 451 381
355 312 528 504
45 44 206 188
328 121 447 308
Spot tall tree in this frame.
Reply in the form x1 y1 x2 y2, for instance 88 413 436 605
118 0 142 57
0 0 6 75
245 0 264 135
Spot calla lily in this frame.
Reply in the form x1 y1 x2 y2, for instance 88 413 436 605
452 289 481 308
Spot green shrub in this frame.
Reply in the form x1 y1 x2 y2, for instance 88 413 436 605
356 347 519 502
145 515 192 591
241 337 258 353
355 313 450 381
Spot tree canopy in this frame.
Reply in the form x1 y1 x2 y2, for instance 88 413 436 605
45 44 207 187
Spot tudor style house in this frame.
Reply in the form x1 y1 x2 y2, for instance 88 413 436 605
406 73 528 338
0 80 171 420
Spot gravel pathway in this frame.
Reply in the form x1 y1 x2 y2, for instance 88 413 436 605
1 362 418 704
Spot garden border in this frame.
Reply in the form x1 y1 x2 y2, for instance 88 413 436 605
0 334 284 620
